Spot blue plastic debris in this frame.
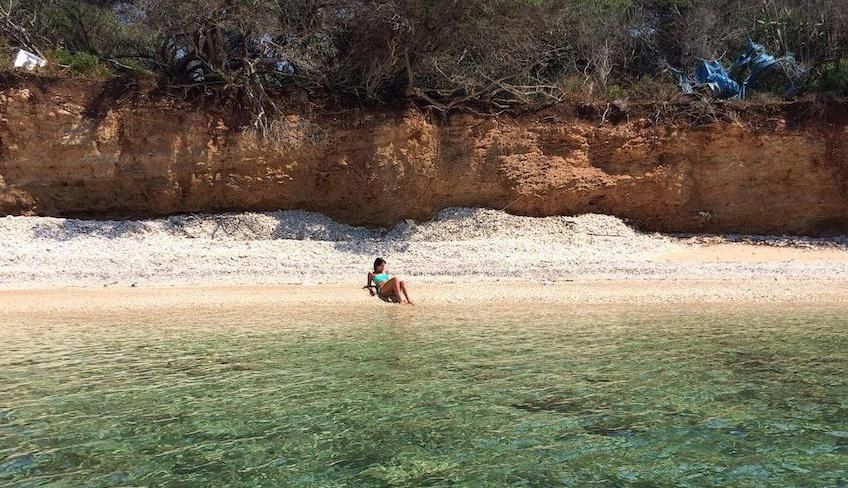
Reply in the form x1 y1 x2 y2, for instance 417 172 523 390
673 60 741 99
674 39 805 99
732 39 779 75
695 60 742 98
731 39 805 96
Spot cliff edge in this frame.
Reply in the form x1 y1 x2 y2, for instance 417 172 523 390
1 77 847 234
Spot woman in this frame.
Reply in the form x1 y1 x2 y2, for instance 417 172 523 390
366 257 414 305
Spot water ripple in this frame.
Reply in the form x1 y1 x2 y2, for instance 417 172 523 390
1 305 847 486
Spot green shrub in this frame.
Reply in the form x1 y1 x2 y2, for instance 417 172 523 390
624 76 680 101
605 83 627 100
1 0 846 112
51 49 112 77
557 75 595 103
809 58 848 95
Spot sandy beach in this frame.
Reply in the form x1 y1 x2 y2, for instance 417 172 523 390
2 208 847 307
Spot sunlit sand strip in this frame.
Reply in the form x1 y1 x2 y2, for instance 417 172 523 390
3 280 848 318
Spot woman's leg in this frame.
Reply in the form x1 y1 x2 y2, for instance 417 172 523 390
380 278 406 304
399 280 414 305
392 279 407 304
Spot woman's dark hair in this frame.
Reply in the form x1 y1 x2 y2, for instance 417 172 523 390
373 257 386 271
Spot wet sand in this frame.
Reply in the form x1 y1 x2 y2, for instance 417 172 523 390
4 279 848 318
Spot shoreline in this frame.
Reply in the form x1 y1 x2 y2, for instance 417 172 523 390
4 280 848 316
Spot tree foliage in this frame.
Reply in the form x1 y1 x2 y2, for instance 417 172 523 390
1 0 846 120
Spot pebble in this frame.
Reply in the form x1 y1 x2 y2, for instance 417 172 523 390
0 208 846 288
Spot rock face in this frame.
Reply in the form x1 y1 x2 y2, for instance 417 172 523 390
1 78 847 234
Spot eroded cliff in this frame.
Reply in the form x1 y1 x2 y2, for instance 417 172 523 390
1 77 847 234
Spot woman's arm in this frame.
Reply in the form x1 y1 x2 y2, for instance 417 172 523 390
366 272 375 295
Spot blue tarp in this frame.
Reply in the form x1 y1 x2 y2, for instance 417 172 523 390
674 60 742 99
732 39 805 96
695 60 741 98
675 39 805 99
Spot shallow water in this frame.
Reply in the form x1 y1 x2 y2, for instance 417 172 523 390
2 305 847 487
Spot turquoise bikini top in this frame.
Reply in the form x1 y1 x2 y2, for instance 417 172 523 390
372 272 392 287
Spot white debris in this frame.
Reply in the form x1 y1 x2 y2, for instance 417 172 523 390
13 49 47 70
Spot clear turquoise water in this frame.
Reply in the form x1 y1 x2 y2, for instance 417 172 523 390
1 305 847 487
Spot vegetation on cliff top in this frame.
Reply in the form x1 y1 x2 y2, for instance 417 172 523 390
1 0 846 123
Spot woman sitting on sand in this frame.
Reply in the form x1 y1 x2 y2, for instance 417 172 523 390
366 257 414 305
